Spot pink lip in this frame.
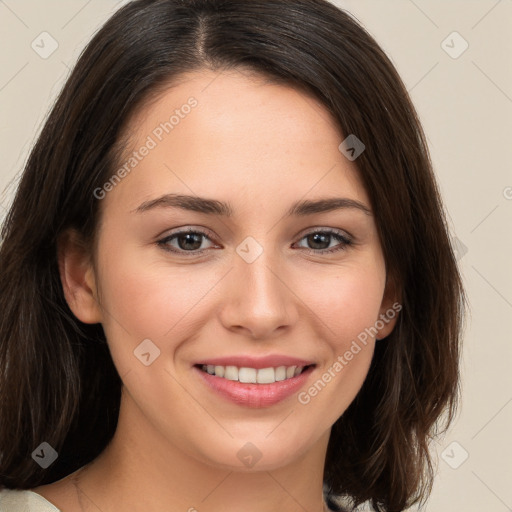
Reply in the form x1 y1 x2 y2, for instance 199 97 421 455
194 355 315 369
193 365 315 408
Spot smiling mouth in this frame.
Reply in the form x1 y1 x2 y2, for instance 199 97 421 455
195 364 315 384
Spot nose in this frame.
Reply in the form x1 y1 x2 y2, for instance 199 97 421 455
218 247 299 340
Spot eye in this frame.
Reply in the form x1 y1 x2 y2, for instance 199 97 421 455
157 228 217 256
293 229 352 254
157 227 352 257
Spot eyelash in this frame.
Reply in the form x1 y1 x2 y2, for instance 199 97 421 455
157 227 353 257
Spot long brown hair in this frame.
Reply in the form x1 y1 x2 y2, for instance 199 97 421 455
0 1 465 510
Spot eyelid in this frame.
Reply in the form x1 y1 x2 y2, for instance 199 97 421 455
298 226 352 241
293 227 353 255
157 225 217 241
157 226 218 246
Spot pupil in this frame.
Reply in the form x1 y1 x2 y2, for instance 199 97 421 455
179 233 202 250
309 233 329 249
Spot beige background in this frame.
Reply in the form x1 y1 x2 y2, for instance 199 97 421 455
1 1 511 511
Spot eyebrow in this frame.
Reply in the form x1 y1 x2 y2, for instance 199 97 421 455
132 194 372 217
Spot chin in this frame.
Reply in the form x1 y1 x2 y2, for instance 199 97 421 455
192 432 317 472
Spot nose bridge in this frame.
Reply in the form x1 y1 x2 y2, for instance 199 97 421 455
220 235 297 338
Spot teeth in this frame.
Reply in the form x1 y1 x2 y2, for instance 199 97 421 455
200 364 308 383
256 367 275 384
275 366 287 381
239 367 257 383
224 365 238 381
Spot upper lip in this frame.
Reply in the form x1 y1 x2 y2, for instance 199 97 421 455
194 355 316 369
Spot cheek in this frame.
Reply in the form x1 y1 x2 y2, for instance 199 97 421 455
94 240 227 368
292 263 385 418
301 261 386 344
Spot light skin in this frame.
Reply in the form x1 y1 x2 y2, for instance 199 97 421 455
33 68 398 512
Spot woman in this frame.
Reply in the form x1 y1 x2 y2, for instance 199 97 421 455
0 0 465 511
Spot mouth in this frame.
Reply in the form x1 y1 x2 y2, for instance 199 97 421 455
193 363 317 408
195 363 315 384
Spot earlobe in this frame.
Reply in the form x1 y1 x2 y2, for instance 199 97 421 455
57 228 103 324
376 302 401 340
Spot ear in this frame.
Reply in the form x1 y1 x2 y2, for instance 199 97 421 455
57 228 103 324
375 273 402 340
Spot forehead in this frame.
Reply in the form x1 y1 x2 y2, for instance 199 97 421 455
103 68 369 215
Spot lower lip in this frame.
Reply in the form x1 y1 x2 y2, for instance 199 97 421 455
194 365 315 408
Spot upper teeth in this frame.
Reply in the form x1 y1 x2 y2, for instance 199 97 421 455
201 365 305 384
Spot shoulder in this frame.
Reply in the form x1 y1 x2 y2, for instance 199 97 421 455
0 488 62 512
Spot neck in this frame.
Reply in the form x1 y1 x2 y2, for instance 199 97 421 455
75 387 331 512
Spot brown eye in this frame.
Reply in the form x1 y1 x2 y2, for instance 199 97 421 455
294 229 352 254
158 228 216 256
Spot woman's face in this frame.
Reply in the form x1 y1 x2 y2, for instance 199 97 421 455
72 69 397 471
